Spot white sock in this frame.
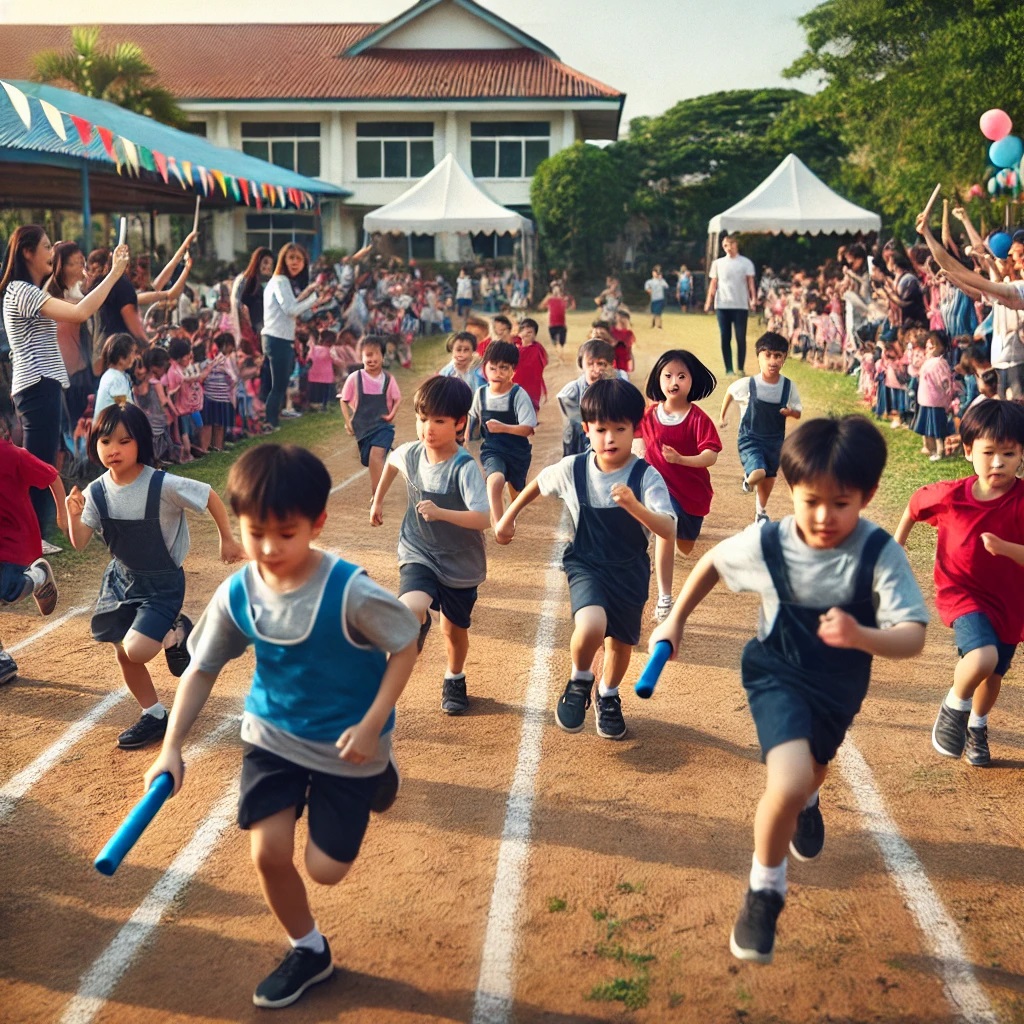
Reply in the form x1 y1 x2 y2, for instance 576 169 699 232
445 671 465 682
804 789 820 810
657 592 672 605
26 564 47 588
968 713 988 729
945 689 972 713
141 702 166 719
570 666 595 682
749 854 787 897
289 926 325 954
598 681 619 698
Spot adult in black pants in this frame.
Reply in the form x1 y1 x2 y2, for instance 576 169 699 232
705 234 757 376
1 225 129 536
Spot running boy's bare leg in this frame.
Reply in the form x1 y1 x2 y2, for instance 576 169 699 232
441 614 469 676
952 645 998 700
114 644 159 709
971 672 1003 718
250 808 316 939
756 477 776 515
570 606 606 672
653 536 697 614
368 447 387 499
601 636 633 689
486 473 508 528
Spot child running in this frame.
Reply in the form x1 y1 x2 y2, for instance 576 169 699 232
719 331 802 525
513 317 548 414
895 399 1024 766
340 334 402 499
145 444 419 1009
635 349 721 622
66 404 244 749
495 378 676 740
468 340 537 528
438 331 486 393
371 376 489 714
557 338 618 456
0 438 64 683
651 415 927 963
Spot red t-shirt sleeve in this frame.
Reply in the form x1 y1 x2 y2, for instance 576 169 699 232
15 444 59 489
691 406 723 453
909 480 958 525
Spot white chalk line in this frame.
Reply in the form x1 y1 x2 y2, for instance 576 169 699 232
470 512 569 1024
838 742 999 1024
6 603 91 655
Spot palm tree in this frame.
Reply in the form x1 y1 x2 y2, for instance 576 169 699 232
33 27 188 130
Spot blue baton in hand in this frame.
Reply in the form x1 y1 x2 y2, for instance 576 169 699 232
635 641 673 699
94 772 174 876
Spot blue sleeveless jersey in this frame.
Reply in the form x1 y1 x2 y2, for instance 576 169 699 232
227 555 392 743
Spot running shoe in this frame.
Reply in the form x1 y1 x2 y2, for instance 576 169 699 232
965 725 991 767
556 678 592 733
789 798 825 861
441 675 469 715
0 650 18 685
164 615 193 678
594 693 627 740
29 558 58 616
932 702 969 758
730 888 785 964
252 942 333 1009
117 712 168 750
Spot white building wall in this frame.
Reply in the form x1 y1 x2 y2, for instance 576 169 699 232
377 2 519 49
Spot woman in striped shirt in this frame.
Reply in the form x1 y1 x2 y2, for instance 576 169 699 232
1 225 129 534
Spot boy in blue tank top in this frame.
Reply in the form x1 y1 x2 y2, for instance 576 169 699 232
145 444 419 1010
495 378 676 741
719 332 802 525
371 375 490 715
651 416 928 966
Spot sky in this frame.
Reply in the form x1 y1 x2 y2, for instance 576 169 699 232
1 0 822 129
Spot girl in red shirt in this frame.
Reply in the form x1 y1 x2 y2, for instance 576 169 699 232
636 349 722 622
513 317 548 413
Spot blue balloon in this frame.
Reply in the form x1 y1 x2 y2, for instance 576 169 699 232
990 135 1024 168
988 177 1000 195
988 231 1012 259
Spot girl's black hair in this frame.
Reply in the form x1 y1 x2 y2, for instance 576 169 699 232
960 398 1024 448
780 415 886 494
925 330 948 354
88 402 155 468
482 340 519 367
580 377 646 428
228 444 331 522
143 346 169 371
168 337 191 361
754 331 789 355
414 374 473 420
576 338 615 368
101 333 136 369
359 333 385 355
645 349 717 402
447 331 477 353
518 317 539 333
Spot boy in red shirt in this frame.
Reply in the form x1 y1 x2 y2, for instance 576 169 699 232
0 439 66 682
611 310 636 374
896 399 1024 766
513 317 548 413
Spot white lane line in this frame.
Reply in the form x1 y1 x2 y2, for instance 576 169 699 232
838 742 998 1024
60 785 239 1024
471 514 568 1024
7 603 91 655
330 467 365 494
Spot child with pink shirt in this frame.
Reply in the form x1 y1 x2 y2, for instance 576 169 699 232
874 340 909 427
306 328 336 412
911 331 953 460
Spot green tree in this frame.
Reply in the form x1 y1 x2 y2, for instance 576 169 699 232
530 142 631 276
33 26 188 129
786 0 1024 235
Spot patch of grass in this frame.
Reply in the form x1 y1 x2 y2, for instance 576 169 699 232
587 973 650 1011
616 880 646 894
735 982 753 1005
594 942 655 967
547 896 567 913
669 991 685 1008
591 907 608 922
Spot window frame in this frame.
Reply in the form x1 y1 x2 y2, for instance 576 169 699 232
469 121 550 180
240 122 321 178
355 121 436 180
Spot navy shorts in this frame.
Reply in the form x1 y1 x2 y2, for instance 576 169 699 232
357 424 395 467
738 438 782 480
0 562 31 605
668 495 704 543
457 298 472 315
565 563 645 647
238 743 394 864
480 446 531 492
399 562 478 630
651 299 665 316
954 612 1017 676
90 563 185 645
549 326 567 347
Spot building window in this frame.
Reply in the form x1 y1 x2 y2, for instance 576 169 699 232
471 207 532 260
246 212 318 258
186 121 207 137
470 121 550 179
241 122 320 178
356 122 435 179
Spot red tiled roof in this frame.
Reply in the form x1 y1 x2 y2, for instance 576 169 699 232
0 25 623 102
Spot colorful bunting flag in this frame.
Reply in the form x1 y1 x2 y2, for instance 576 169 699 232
1 81 31 129
96 125 116 161
154 150 169 184
238 177 249 205
182 160 193 187
139 145 156 173
229 176 241 202
69 115 93 146
212 169 227 196
121 137 140 175
39 99 67 141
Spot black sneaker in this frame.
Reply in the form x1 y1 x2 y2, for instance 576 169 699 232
932 702 969 758
164 615 193 678
252 941 334 1009
966 725 991 767
730 888 785 964
0 650 17 685
556 678 592 733
117 712 168 750
441 676 469 715
594 693 627 740
789 798 825 861
416 615 432 653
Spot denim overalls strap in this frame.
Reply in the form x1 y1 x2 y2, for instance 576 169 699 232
741 376 791 443
479 384 530 456
91 471 178 574
352 371 390 441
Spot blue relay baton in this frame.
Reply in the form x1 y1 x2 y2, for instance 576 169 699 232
635 641 673 699
94 772 174 876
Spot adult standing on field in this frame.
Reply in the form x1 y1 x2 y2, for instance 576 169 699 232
705 234 757 376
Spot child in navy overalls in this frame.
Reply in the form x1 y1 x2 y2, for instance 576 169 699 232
652 415 927 966
495 378 676 742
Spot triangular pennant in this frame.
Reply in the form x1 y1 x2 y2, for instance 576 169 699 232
277 185 286 208
254 188 262 211
212 169 227 196
168 157 185 188
96 125 116 161
181 160 193 186
229 176 241 202
121 137 140 174
0 81 32 129
70 114 93 146
238 177 249 205
138 145 156 173
153 150 168 183
39 99 67 141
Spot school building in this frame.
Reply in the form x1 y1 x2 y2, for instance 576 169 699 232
2 0 624 262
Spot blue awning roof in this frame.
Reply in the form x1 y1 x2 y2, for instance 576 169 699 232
0 80 348 205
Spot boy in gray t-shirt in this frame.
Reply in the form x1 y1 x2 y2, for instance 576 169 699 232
651 416 927 966
371 375 490 715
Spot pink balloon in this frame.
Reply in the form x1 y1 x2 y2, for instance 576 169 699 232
980 108 1013 141
969 183 985 198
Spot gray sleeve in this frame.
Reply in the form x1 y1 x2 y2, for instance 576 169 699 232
514 387 539 427
160 473 213 514
187 578 253 674
786 379 803 412
536 456 574 499
640 466 676 520
709 526 769 594
345 573 420 653
872 538 929 628
387 441 414 476
459 458 490 514
80 481 102 533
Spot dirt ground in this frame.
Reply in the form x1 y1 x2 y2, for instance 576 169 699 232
1 312 1022 1024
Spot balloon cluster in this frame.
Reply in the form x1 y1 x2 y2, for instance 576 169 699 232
977 108 1023 198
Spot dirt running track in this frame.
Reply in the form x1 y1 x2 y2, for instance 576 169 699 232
1 315 1022 1024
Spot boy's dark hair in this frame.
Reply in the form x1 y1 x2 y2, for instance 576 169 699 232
167 337 192 361
780 415 886 494
960 398 1024 447
518 317 539 333
359 334 385 355
615 309 631 321
414 375 473 421
192 340 207 362
979 369 999 390
576 338 615 368
754 331 789 355
89 402 155 468
213 331 235 352
447 330 476 353
492 314 512 329
966 342 990 365
143 346 170 371
101 333 136 369
179 316 199 334
227 444 332 522
482 340 519 368
646 349 717 403
580 377 646 428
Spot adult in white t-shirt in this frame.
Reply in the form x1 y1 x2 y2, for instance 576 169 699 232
704 235 756 375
